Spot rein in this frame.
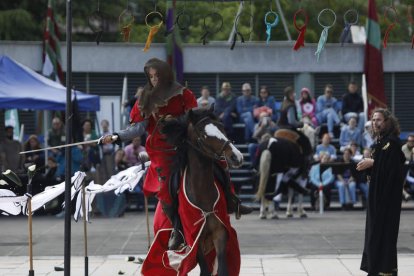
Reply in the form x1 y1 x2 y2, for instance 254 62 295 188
189 116 231 161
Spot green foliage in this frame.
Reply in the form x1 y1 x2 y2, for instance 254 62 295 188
0 0 413 44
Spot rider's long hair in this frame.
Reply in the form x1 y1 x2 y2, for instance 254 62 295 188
371 108 400 139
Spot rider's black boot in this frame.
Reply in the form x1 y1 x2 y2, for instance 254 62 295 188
162 202 185 250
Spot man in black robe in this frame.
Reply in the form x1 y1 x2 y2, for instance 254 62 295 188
357 108 405 276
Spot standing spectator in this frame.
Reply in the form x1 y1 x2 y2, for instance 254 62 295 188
214 82 237 137
196 86 215 108
256 86 278 121
48 117 65 147
314 133 337 161
316 84 341 138
99 119 115 182
339 116 362 151
80 119 100 181
336 148 357 209
236 83 259 142
401 133 414 162
357 109 405 276
309 152 335 210
0 126 24 173
299 87 318 127
342 81 365 131
362 120 374 150
124 136 146 167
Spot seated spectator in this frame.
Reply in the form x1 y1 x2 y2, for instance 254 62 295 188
362 120 374 149
314 133 337 161
255 85 278 121
236 83 259 142
341 80 365 132
114 149 129 172
23 135 45 173
349 141 363 162
355 148 371 206
299 87 318 127
278 86 302 129
316 84 341 138
336 148 357 210
402 133 414 162
48 117 65 147
1 125 24 173
248 112 277 166
197 86 215 109
214 82 237 137
309 152 335 209
339 116 362 151
124 136 146 167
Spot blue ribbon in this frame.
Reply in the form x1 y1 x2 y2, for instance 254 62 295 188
264 11 279 44
340 23 352 46
315 27 329 62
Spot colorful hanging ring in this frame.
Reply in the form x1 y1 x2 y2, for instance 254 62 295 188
176 11 192 31
88 10 104 45
143 11 163 52
293 8 308 51
340 9 359 46
383 5 398 49
317 8 336 29
231 11 253 50
315 8 336 62
264 11 279 44
201 12 223 45
119 9 135 42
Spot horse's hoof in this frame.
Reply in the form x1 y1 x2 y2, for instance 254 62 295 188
286 213 293 218
269 213 279 219
300 213 307 218
259 213 267 219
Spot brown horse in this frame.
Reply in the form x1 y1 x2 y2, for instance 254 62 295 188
160 107 243 276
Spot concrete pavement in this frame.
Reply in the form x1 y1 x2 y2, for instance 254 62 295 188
1 204 413 275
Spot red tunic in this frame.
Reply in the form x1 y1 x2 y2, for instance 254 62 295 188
129 88 197 204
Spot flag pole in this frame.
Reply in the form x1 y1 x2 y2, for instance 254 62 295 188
64 0 73 275
82 183 89 276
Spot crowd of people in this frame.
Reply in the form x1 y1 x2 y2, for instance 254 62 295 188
1 79 413 214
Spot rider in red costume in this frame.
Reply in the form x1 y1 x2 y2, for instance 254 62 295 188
100 58 251 249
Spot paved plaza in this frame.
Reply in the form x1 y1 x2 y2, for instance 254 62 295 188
0 204 413 275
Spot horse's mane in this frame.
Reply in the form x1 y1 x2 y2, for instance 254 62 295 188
160 107 219 172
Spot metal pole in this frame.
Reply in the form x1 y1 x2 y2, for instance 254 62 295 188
64 0 73 275
274 0 292 41
82 184 88 276
28 180 34 276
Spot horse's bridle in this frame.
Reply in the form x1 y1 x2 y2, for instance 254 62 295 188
189 116 231 161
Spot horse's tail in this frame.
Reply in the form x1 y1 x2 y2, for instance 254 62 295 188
255 149 271 201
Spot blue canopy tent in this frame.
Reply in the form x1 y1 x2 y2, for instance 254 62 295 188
0 55 99 111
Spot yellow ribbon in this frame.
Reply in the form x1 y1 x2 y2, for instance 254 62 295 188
143 22 163 52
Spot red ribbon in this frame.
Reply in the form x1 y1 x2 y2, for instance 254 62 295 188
383 22 395 49
293 9 308 51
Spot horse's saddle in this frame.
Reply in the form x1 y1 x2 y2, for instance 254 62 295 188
274 129 302 154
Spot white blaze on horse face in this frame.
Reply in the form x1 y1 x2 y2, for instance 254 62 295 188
204 123 243 163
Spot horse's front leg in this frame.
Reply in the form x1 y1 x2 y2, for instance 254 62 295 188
259 197 267 219
286 188 294 218
213 225 229 276
297 193 307 218
196 245 210 276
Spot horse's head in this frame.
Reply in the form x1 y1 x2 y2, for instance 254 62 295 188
187 107 244 168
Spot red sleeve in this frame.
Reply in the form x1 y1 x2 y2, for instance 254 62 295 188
129 100 145 123
182 89 197 111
